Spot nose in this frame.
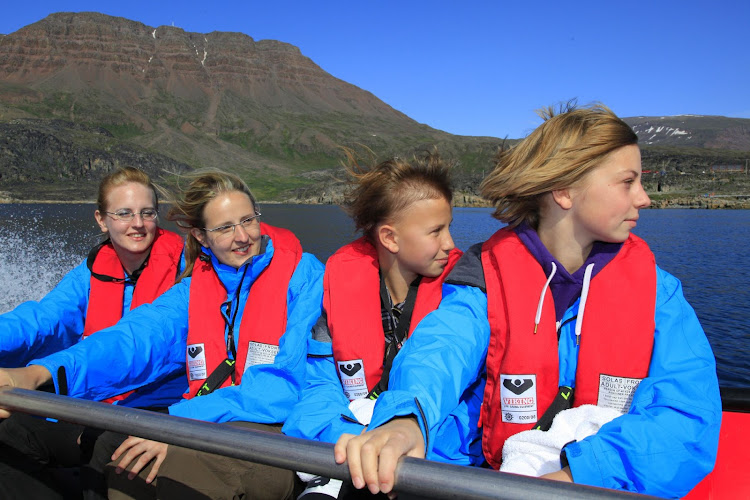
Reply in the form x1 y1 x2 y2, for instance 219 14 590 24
635 181 651 209
442 229 455 253
131 213 145 227
233 223 250 242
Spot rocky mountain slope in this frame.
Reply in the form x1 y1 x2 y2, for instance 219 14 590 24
0 12 747 204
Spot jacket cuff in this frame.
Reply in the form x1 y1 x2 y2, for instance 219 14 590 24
563 439 604 488
369 390 430 455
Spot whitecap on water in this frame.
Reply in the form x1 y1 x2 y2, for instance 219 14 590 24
0 218 94 314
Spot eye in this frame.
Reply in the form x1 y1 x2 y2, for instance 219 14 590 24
215 224 234 234
116 210 135 218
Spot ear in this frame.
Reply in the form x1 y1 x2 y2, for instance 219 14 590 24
190 228 209 248
94 210 108 233
376 224 399 255
550 188 574 210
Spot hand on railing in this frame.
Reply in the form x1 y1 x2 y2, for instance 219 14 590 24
0 365 52 418
334 416 424 498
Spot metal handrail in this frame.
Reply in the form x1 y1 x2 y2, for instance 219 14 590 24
0 387 656 500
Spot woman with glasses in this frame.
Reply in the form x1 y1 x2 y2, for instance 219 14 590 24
0 169 324 500
0 166 186 499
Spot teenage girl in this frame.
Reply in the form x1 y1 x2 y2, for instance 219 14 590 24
0 170 325 500
284 151 484 498
0 167 185 499
334 104 721 498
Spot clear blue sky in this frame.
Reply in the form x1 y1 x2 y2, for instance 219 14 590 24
2 1 749 139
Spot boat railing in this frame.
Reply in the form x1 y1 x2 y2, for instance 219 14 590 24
0 386 660 500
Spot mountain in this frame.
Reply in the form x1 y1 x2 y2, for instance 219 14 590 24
0 12 747 204
0 12 501 201
624 115 750 150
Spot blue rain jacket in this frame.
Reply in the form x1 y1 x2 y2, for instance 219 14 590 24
367 264 721 498
1 257 186 408
31 237 324 424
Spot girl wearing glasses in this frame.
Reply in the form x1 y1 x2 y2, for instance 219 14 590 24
0 166 186 498
284 151 484 499
0 170 324 500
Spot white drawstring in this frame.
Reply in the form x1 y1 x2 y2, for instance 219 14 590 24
534 262 557 334
575 263 595 345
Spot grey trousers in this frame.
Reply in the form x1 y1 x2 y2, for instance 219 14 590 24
107 421 302 500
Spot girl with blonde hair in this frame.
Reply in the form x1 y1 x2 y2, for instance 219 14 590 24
334 104 721 498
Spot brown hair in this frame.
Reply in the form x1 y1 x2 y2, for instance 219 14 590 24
343 149 453 241
97 167 158 213
167 170 258 279
480 102 638 228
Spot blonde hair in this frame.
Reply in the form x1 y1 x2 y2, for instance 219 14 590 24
97 167 158 213
343 149 453 241
167 170 258 279
480 103 638 228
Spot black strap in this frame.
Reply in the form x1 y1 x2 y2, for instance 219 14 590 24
86 240 147 284
533 385 574 431
195 359 236 397
367 275 421 399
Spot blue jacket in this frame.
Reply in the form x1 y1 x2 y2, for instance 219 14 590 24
1 257 186 408
31 236 324 424
367 250 721 497
283 327 484 466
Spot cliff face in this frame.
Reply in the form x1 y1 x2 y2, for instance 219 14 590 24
0 13 747 202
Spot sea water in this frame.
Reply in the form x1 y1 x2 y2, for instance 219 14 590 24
1 204 748 387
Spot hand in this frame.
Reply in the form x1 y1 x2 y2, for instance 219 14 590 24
0 365 53 418
541 466 573 482
334 416 424 496
111 436 168 484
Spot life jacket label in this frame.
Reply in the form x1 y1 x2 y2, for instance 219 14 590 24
243 341 280 373
187 343 207 381
500 374 538 424
597 373 642 412
337 359 368 400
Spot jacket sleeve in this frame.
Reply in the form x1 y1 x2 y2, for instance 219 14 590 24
367 283 490 457
29 281 190 400
282 336 366 443
168 253 325 424
0 259 90 368
564 266 722 498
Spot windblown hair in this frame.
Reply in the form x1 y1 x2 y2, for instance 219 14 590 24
167 170 258 279
480 102 638 228
342 148 453 241
97 167 158 213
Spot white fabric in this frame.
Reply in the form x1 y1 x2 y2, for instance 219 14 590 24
499 404 623 476
348 397 376 425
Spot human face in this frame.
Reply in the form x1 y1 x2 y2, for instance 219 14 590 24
391 197 455 280
94 182 158 266
192 190 261 269
568 144 651 247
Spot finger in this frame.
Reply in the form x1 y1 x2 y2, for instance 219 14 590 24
333 433 354 465
345 435 366 490
0 409 11 419
128 449 155 480
112 436 141 461
360 437 385 494
376 439 403 495
145 447 167 484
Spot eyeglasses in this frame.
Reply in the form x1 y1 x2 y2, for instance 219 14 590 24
106 209 158 222
203 212 262 240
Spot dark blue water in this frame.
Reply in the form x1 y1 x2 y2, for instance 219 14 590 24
1 204 748 387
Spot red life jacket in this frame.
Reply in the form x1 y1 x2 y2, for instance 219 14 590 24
83 228 183 337
326 237 462 400
83 228 183 403
184 223 302 399
479 228 655 469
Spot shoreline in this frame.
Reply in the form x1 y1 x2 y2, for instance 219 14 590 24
2 195 750 209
